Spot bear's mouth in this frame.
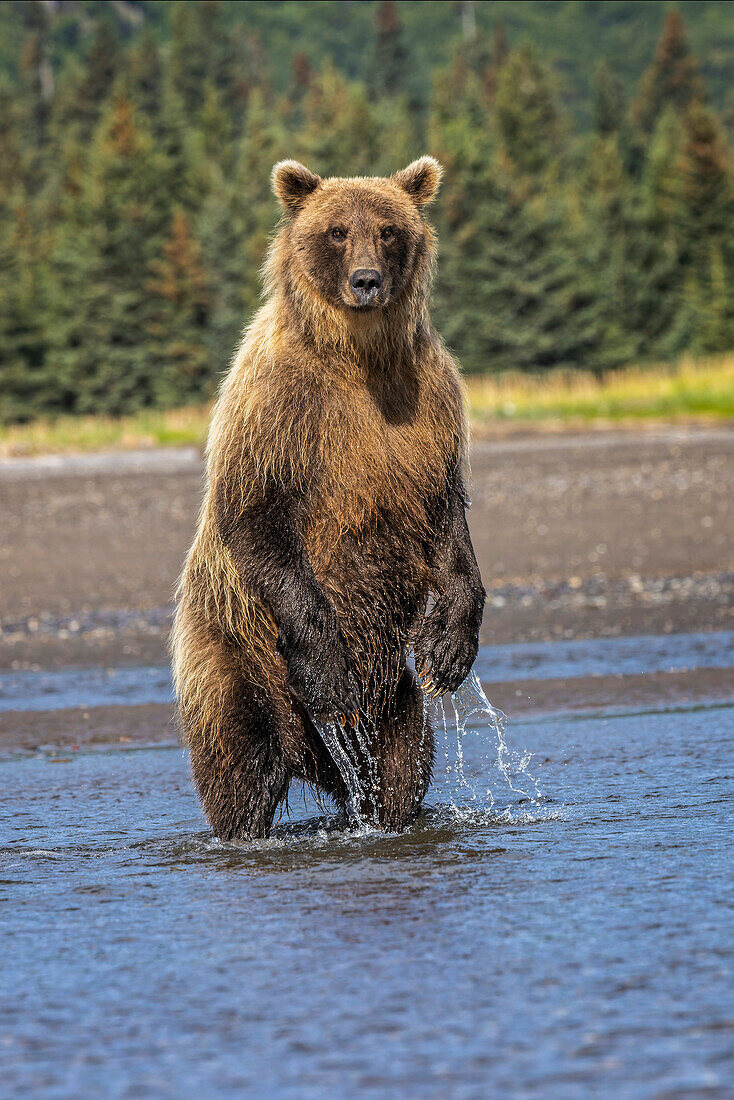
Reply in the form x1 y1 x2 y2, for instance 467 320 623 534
342 289 391 312
347 300 383 311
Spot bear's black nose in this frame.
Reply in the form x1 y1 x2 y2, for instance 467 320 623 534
349 268 382 305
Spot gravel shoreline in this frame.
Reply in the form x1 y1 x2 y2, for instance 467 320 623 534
1 569 733 670
1 425 732 669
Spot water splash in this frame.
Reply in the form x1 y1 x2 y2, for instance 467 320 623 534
427 667 542 814
313 665 542 828
312 716 366 826
353 706 381 822
455 669 540 800
312 707 383 829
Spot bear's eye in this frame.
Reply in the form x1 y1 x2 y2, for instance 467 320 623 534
331 227 346 240
381 226 395 241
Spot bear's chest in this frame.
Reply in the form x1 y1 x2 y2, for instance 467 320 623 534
319 389 451 509
301 378 459 570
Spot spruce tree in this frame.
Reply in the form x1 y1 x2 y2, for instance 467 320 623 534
0 198 55 421
147 209 212 406
636 107 694 358
482 19 509 103
49 95 169 415
169 1 210 118
197 90 287 367
594 61 626 137
374 1 408 97
169 0 244 123
435 163 605 374
0 79 24 200
633 11 706 136
298 65 381 177
678 102 734 351
583 132 657 367
70 22 123 144
128 29 165 125
494 46 562 177
2 2 734 422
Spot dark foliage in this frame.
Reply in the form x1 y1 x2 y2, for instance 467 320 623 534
1 2 733 420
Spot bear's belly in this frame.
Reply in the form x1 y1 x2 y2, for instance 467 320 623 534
307 520 434 654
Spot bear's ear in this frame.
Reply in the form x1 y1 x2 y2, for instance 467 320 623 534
272 160 322 213
391 156 443 206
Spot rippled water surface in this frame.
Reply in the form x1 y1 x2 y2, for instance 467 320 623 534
2 698 733 1099
3 630 733 712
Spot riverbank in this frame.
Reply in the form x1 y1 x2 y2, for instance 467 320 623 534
1 423 731 676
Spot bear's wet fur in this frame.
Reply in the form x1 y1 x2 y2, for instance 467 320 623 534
171 157 485 839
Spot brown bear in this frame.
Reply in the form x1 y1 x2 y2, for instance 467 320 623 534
171 157 485 839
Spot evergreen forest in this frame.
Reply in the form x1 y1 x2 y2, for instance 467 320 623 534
2 0 734 421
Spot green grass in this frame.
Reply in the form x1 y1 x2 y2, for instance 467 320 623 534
466 354 734 428
1 354 732 457
0 405 212 457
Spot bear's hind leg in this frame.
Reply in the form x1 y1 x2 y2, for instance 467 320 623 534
371 670 434 832
188 695 290 841
175 618 290 841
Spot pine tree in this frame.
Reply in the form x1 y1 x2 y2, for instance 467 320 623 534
374 1 408 97
594 61 626 137
429 47 494 233
434 139 604 375
169 0 245 123
298 65 381 177
48 95 169 415
0 79 24 201
17 23 51 151
3 2 734 423
0 199 56 421
128 29 165 125
441 169 606 373
680 102 731 247
169 1 209 118
0 44 56 420
155 80 206 213
678 102 734 351
291 51 312 98
197 89 288 367
633 11 706 136
15 7 55 191
146 209 212 405
70 22 123 144
494 46 563 177
632 107 695 358
482 19 509 103
583 131 659 367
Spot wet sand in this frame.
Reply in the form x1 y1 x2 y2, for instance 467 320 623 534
2 425 732 665
2 665 733 754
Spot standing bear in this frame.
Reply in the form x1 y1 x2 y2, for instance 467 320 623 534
171 157 485 839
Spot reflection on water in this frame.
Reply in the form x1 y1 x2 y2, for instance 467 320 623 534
1 702 733 1098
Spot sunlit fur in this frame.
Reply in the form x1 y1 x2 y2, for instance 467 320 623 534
171 158 478 839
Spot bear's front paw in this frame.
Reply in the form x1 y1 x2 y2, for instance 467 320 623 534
415 594 482 697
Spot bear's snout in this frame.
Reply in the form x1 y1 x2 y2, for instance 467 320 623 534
349 268 382 307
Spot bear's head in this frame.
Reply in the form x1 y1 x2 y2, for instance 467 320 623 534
271 157 442 314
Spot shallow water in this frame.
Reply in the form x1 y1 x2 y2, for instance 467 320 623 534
2 694 733 1098
3 629 732 713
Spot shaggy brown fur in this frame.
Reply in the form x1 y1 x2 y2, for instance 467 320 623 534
171 157 485 839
